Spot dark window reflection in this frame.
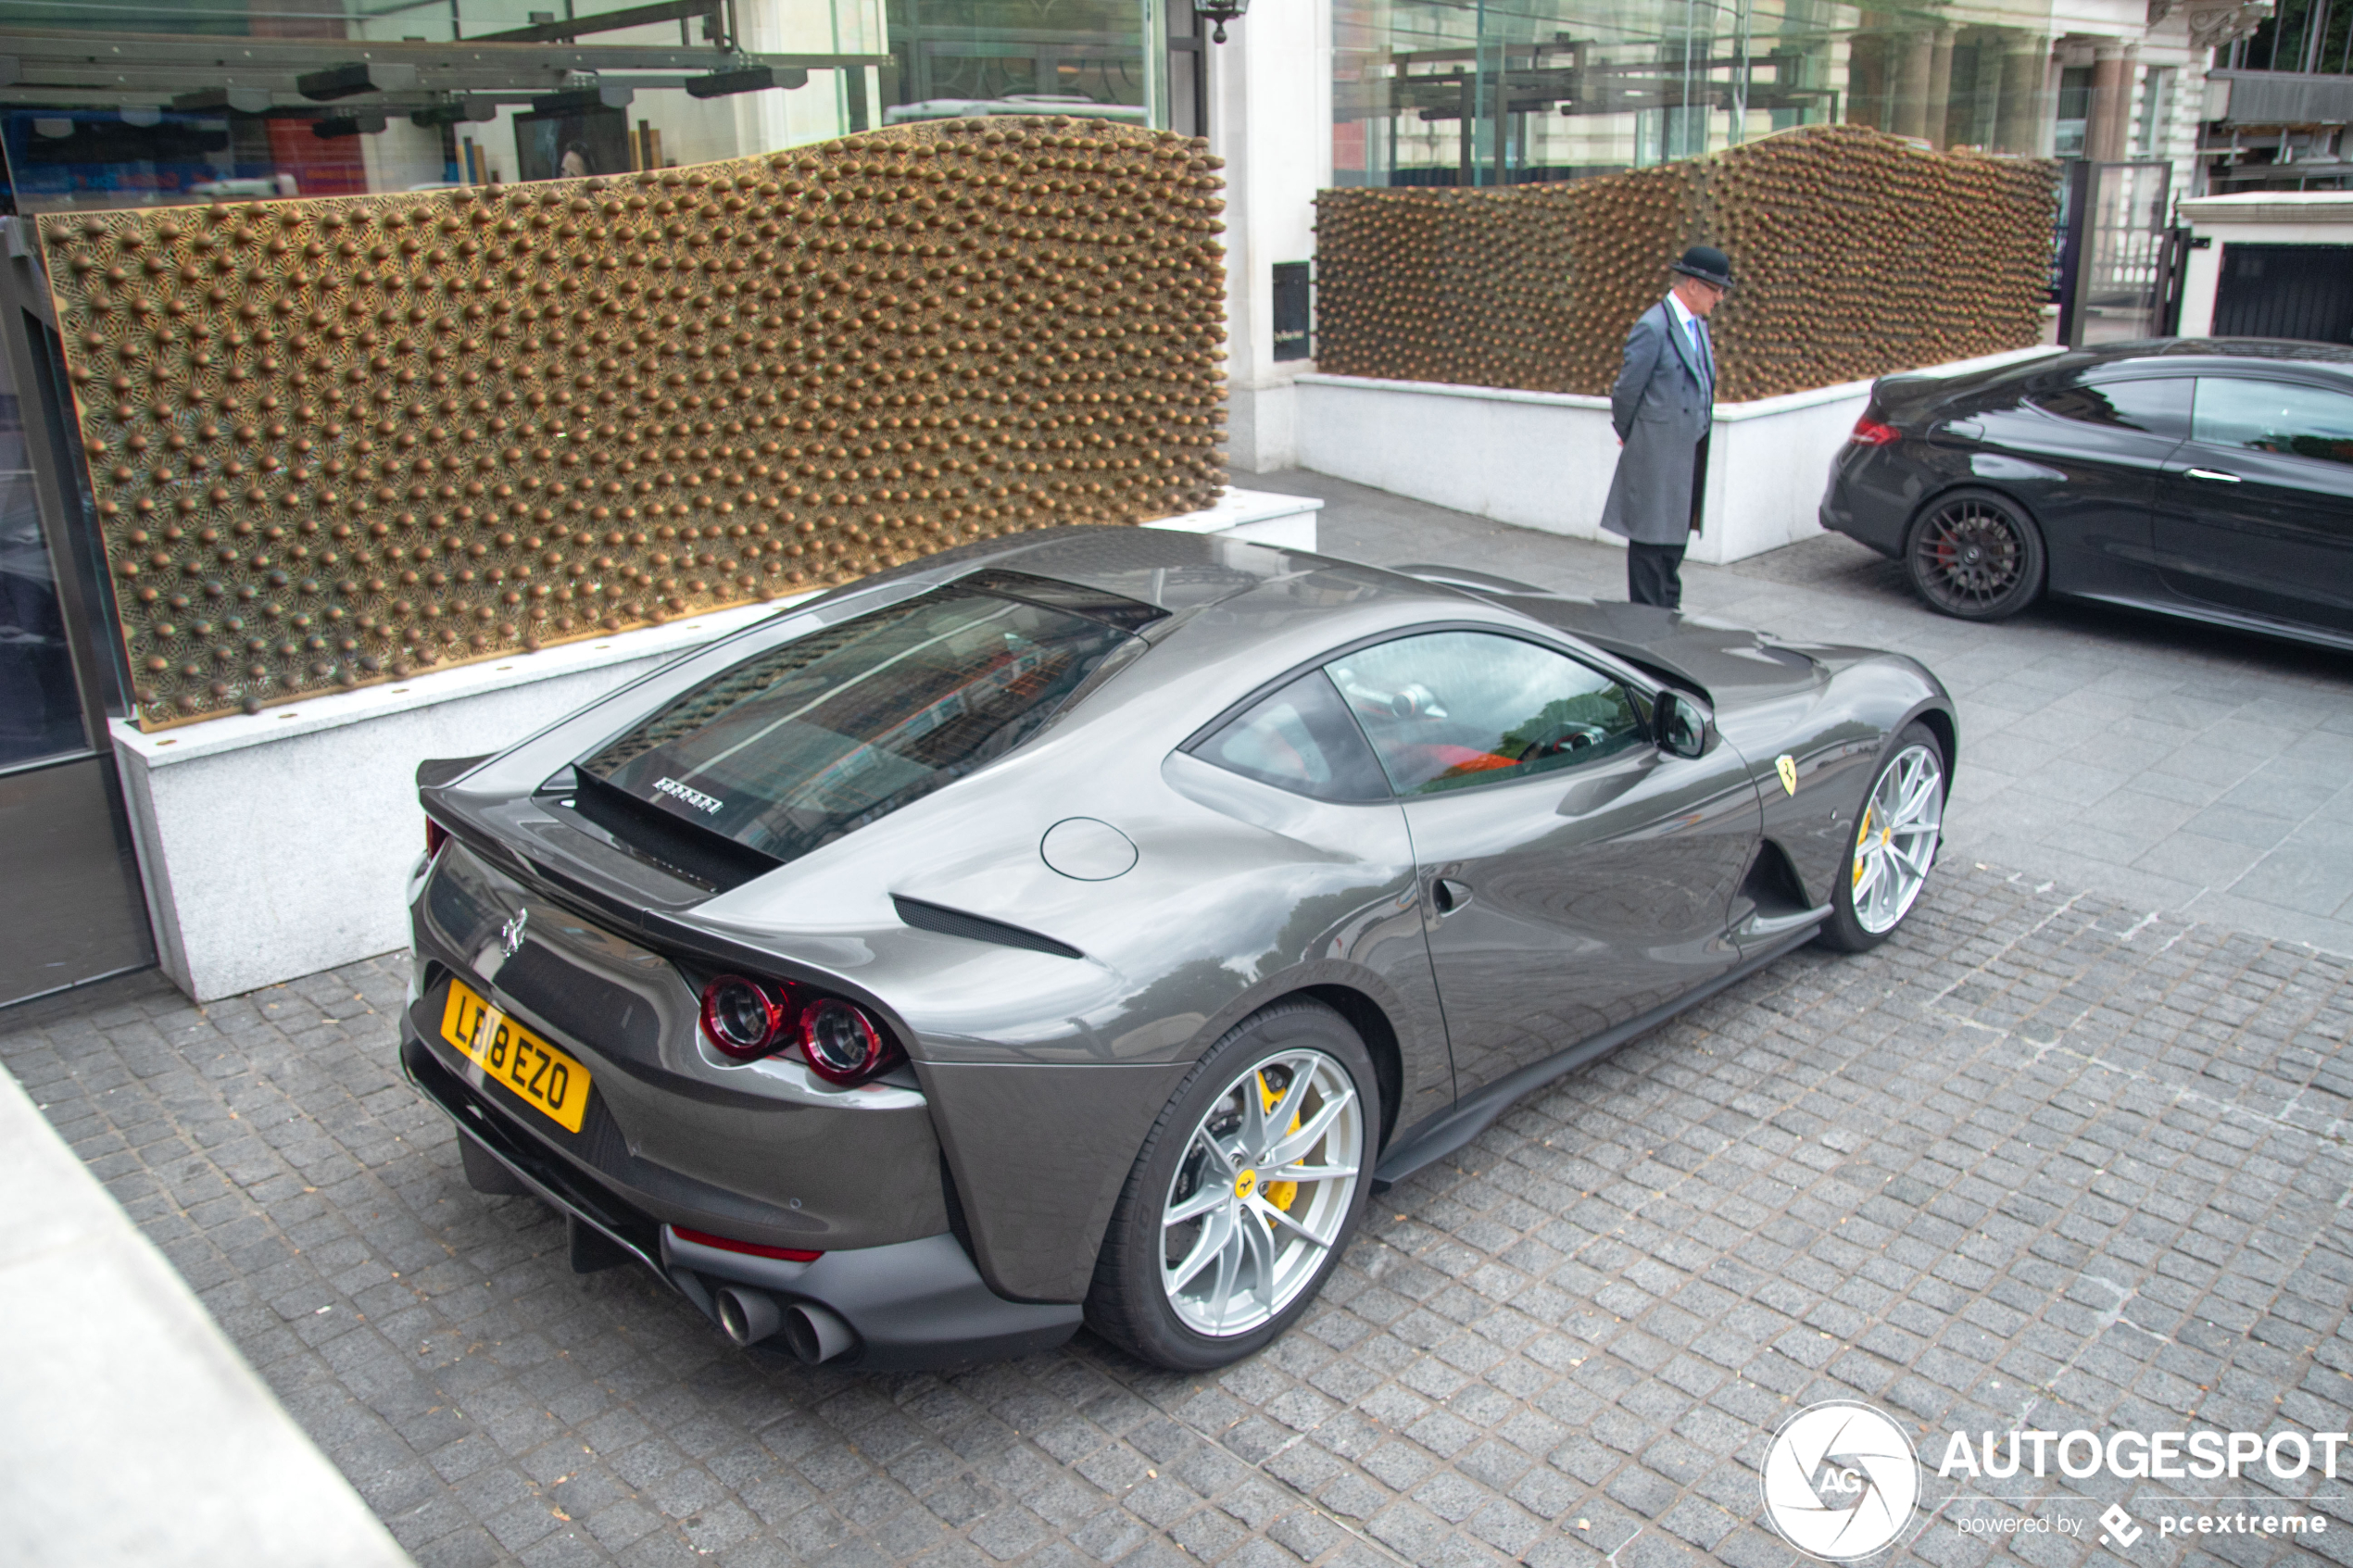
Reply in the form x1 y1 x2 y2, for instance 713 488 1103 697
2032 376 2192 436
0 358 86 768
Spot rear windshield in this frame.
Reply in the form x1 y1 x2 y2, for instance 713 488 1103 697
579 580 1144 864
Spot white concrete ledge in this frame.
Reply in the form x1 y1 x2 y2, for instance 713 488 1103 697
1143 485 1324 550
112 600 803 1001
114 603 791 771
1295 345 2059 566
113 496 1319 1001
0 1061 412 1568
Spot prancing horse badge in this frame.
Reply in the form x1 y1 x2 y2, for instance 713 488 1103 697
1775 755 1797 796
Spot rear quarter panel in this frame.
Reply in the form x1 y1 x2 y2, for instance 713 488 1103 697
676 591 1466 1302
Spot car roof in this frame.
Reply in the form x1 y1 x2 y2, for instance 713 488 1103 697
940 524 1477 622
2073 338 2353 375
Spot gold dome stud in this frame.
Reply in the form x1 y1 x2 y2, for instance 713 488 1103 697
44 119 1224 730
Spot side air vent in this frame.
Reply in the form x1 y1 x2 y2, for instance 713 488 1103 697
892 896 1085 960
1740 839 1815 918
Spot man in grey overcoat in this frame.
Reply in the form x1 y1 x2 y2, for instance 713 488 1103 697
1600 245 1733 609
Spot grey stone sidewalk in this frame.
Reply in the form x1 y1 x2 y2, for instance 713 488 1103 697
1284 469 2353 959
0 1034 412 1568
4 858 2350 1568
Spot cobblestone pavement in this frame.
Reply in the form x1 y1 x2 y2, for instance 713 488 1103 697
6 860 2351 1568
1287 469 2353 958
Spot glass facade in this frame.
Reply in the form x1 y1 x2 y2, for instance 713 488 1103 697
1333 0 2060 189
0 0 1167 217
0 340 84 769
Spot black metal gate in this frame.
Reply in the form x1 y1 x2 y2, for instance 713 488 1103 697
2212 245 2353 345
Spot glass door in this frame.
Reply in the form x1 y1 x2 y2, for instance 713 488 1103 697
2068 160 2172 346
0 230 155 1008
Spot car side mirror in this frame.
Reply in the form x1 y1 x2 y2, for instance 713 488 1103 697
1657 692 1708 759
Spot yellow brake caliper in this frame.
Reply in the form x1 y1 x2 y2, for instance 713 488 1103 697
1257 1073 1302 1211
1852 805 1873 889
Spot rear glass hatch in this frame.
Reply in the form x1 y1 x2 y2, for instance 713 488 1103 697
567 570 1162 884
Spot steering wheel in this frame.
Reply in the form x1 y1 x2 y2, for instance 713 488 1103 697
1523 720 1608 759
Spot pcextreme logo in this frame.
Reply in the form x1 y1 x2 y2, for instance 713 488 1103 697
1760 1401 1921 1561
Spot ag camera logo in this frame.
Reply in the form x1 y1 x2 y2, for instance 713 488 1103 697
1761 1401 1921 1560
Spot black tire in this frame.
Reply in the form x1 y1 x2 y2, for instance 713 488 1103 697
1086 1000 1377 1371
1816 721 1947 954
1904 488 2045 621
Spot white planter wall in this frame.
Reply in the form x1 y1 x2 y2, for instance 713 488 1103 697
1295 345 2061 565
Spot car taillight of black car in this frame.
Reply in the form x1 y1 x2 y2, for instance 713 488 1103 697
1848 412 1901 446
698 974 900 1085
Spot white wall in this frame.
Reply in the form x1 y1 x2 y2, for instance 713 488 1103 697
1295 346 2062 567
1208 12 1333 474
113 607 786 1002
1294 374 1856 566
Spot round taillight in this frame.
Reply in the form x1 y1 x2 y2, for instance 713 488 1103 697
801 998 887 1085
700 975 789 1060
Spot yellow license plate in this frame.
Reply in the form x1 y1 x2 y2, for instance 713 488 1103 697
439 980 592 1134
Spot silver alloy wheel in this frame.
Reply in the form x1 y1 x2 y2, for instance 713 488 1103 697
1851 742 1944 935
1160 1048 1364 1338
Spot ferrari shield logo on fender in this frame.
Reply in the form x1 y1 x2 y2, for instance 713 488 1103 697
1775 755 1798 796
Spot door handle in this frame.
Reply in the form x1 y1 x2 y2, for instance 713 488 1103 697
2184 468 2243 483
1431 877 1473 915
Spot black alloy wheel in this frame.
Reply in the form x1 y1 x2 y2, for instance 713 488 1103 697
1904 488 2045 621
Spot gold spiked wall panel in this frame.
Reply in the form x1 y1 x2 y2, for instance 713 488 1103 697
41 119 1228 731
1315 125 2057 405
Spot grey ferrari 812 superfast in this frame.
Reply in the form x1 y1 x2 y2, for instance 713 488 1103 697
404 527 1955 1371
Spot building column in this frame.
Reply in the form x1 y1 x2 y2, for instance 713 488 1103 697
1844 32 1887 130
1925 28 1956 147
1207 5 1332 475
2086 42 2135 163
1891 31 1935 140
1995 38 2047 156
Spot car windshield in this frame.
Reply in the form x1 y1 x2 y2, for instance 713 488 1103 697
577 581 1142 864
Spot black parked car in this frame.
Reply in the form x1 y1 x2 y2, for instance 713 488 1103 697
1819 339 2353 649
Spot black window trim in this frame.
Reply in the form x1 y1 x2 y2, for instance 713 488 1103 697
1178 619 1667 803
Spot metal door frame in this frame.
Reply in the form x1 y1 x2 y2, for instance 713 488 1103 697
2057 158 2172 348
0 220 130 755
0 216 156 1006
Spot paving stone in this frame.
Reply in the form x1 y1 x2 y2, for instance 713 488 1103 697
10 572 2353 1566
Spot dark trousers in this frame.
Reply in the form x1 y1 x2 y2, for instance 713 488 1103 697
1627 434 1708 610
1628 543 1687 608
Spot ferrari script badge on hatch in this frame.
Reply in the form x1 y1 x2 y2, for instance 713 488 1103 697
499 908 528 959
1776 755 1798 796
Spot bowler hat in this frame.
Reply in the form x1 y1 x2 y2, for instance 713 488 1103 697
1670 245 1734 290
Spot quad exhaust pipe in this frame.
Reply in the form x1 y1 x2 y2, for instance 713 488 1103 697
713 1286 855 1364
